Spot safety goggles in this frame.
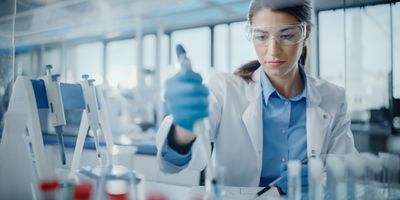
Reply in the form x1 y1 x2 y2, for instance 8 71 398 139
248 22 307 46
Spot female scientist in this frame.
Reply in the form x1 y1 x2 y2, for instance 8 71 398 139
156 0 357 194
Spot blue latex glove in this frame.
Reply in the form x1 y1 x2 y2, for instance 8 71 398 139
277 162 308 194
164 68 209 132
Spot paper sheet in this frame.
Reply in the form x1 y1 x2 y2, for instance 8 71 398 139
190 186 282 200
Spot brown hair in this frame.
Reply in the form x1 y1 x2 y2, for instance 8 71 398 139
234 0 312 82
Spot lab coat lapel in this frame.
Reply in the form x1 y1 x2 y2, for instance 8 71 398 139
241 67 263 168
306 77 331 157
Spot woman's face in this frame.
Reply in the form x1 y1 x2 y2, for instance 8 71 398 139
250 8 308 79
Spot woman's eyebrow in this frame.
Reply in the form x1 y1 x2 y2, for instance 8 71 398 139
279 26 297 32
253 29 269 34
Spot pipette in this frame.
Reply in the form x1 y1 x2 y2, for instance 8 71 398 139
81 75 102 162
176 44 221 199
43 65 67 165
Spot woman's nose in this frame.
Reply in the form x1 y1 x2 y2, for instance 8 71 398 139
268 38 281 57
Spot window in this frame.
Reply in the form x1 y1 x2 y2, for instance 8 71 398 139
106 39 137 89
230 21 257 72
143 34 156 70
171 27 211 78
214 24 229 72
15 50 40 78
393 3 400 99
318 10 345 87
345 5 391 119
160 34 171 86
75 42 104 84
43 47 61 75
319 4 392 124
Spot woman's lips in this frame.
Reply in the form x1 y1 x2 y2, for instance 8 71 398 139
267 61 286 68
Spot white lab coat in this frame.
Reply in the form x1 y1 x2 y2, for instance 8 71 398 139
156 67 357 187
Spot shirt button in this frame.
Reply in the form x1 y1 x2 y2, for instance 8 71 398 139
282 130 286 134
285 101 289 105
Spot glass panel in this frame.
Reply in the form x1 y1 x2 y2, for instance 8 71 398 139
230 21 257 73
15 50 39 78
171 27 211 78
75 42 104 84
318 10 345 87
43 47 61 74
143 34 156 70
393 3 400 99
160 34 170 86
214 24 229 72
106 39 137 89
345 5 391 124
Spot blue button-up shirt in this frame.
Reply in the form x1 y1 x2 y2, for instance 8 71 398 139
161 67 308 187
259 67 308 186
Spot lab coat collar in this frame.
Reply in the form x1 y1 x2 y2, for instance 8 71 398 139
259 66 308 104
305 74 322 106
242 66 330 164
305 74 330 157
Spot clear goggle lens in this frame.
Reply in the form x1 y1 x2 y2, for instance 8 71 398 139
249 23 307 46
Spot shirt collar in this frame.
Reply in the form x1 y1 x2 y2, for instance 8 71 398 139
260 66 307 104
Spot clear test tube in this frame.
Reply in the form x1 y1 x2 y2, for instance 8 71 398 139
360 153 383 200
326 155 346 200
308 157 324 200
344 154 367 200
379 152 400 200
287 160 301 200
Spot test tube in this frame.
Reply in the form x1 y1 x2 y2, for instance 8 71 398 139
360 153 383 200
343 154 367 200
326 155 346 200
308 157 324 200
288 160 301 200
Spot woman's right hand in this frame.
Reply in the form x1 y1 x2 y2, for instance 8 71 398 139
164 68 209 132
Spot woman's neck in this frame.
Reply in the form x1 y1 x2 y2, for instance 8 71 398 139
266 67 304 99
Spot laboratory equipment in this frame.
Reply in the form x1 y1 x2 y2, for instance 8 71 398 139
379 152 400 199
82 75 102 160
252 158 308 199
69 74 115 178
42 65 67 165
308 157 323 200
0 113 41 199
287 160 301 200
73 182 94 200
175 44 222 200
326 155 347 200
343 154 367 200
360 153 383 200
87 165 143 200
38 179 60 200
0 76 52 179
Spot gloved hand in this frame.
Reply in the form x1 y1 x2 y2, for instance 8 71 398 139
164 68 209 132
277 162 308 194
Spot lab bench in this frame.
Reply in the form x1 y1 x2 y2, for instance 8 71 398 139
42 133 200 186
